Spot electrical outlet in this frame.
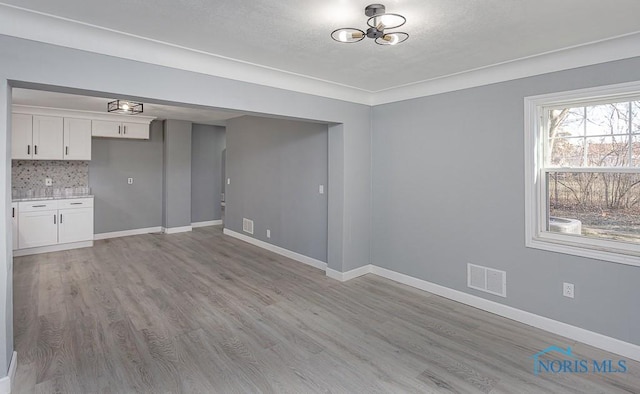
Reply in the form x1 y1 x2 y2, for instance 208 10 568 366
127 177 134 185
266 229 271 238
227 178 231 185
45 178 52 186
563 282 574 298
319 184 324 194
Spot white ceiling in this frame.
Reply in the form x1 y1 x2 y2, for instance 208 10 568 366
12 89 243 126
2 1 640 93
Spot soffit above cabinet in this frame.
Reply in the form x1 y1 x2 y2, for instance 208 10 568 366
12 105 156 125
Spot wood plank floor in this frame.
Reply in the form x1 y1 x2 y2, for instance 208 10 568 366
13 226 640 393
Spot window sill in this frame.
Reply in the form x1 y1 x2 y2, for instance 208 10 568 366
526 236 640 267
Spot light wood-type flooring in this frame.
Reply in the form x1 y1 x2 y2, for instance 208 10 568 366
13 226 640 393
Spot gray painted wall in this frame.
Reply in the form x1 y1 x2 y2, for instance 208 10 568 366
89 121 163 234
372 56 640 346
191 124 225 223
226 116 328 262
163 120 192 229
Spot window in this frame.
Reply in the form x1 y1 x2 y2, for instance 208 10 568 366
525 82 640 266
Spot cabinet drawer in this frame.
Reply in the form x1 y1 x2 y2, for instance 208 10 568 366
58 198 94 209
19 200 58 212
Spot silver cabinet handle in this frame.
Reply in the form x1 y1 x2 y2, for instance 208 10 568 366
60 214 63 224
118 125 121 134
123 125 127 134
70 202 83 205
27 145 30 155
34 145 38 155
32 205 46 208
12 208 14 218
54 214 56 224
65 146 69 155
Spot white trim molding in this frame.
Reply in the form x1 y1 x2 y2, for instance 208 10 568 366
524 81 640 267
13 241 93 257
0 3 371 105
0 351 17 394
370 266 640 362
326 265 372 282
372 32 640 105
1 3 640 105
162 226 193 235
223 228 327 271
94 226 162 240
192 220 223 228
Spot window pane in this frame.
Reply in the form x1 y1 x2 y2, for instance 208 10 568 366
585 135 629 167
550 108 584 138
585 103 629 136
547 172 640 243
633 137 640 167
548 137 584 167
633 101 640 133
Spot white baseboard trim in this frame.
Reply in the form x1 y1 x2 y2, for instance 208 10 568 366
0 351 17 394
326 264 373 282
223 228 327 271
94 226 163 240
217 229 640 362
13 241 93 257
192 220 223 228
369 265 640 362
162 226 193 234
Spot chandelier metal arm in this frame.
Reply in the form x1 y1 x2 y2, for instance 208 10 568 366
331 4 408 46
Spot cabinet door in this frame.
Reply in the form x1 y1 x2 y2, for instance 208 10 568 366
64 118 92 160
11 203 18 251
32 115 64 160
122 122 149 139
11 113 33 160
18 210 58 249
58 207 93 244
92 120 122 138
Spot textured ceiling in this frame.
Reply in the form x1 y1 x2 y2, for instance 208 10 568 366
3 0 640 91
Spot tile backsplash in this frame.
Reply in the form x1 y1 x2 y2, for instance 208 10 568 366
12 160 89 190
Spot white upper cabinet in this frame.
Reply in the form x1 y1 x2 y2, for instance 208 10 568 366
122 122 149 139
11 113 33 160
91 120 121 138
12 114 65 160
64 118 92 160
32 115 64 160
12 106 154 151
92 120 149 139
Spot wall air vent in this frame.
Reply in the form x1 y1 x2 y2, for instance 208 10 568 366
467 263 506 297
242 218 254 234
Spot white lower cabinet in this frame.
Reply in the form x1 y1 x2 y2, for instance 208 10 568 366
58 207 94 244
11 203 18 251
18 209 58 249
16 197 94 253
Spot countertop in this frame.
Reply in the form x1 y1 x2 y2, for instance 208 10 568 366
13 195 94 203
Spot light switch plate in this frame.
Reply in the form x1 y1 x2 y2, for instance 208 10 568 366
319 185 324 194
45 178 53 186
127 177 134 185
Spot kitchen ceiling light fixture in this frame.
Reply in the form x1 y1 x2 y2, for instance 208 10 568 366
107 100 143 115
331 4 408 46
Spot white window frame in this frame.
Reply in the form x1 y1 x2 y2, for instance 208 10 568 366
524 81 640 267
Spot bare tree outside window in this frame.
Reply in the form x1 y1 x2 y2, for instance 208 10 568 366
546 100 640 243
